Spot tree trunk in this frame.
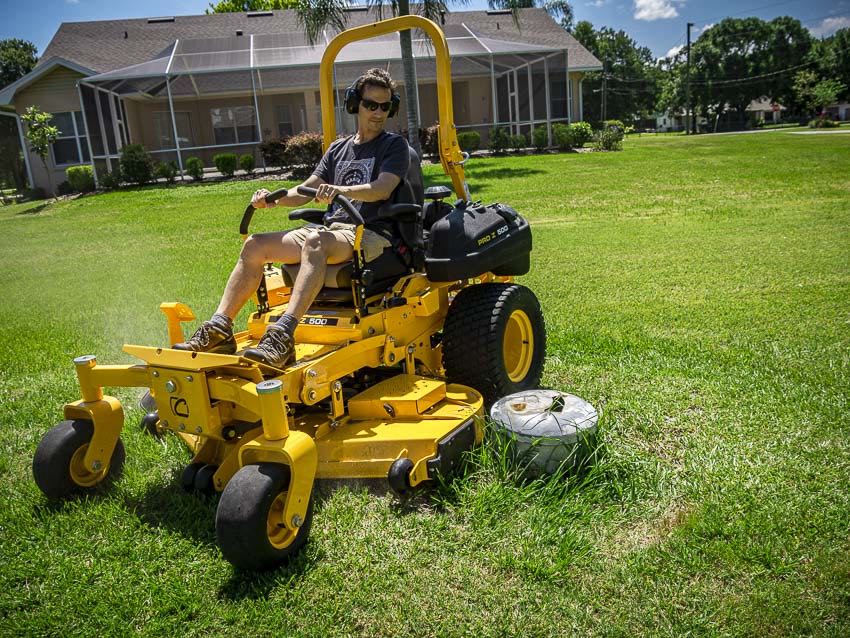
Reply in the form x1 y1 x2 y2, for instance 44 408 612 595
397 0 422 155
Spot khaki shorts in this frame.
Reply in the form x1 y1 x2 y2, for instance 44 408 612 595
285 223 392 263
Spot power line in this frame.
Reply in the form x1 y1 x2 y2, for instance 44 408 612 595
689 55 840 86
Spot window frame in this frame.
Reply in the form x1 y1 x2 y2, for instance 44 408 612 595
210 106 258 146
153 111 194 150
50 110 89 168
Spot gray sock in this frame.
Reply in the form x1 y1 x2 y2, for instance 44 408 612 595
210 313 233 331
274 313 299 338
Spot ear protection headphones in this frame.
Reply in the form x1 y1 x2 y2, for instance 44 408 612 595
344 75 401 118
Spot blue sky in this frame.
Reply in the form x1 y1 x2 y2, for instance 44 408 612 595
1 0 847 60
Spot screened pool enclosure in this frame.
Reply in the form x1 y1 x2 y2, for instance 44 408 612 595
79 23 581 181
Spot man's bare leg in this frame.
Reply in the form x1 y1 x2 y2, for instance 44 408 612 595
174 231 305 354
242 230 353 368
285 230 353 320
215 231 305 320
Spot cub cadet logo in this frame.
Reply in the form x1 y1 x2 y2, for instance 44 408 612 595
170 397 190 418
300 316 339 326
476 224 509 247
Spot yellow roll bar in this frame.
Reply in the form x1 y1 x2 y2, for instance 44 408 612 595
319 15 469 201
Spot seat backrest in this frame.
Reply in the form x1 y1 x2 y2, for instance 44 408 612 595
384 144 424 208
378 144 425 270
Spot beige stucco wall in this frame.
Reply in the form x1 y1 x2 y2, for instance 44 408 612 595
14 66 87 192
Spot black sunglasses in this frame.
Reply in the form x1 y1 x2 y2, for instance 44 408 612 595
360 98 392 112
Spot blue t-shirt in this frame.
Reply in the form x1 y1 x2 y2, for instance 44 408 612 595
312 131 410 230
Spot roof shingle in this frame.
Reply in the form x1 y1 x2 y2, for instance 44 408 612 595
39 7 601 74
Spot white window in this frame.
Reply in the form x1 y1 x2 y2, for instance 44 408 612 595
50 111 89 166
211 106 257 145
275 104 293 138
153 112 194 149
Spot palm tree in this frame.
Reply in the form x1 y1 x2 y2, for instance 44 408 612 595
296 0 574 152
297 0 464 154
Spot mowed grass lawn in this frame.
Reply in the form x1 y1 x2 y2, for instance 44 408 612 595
1 131 848 636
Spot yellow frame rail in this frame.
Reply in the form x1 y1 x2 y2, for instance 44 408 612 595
319 15 469 201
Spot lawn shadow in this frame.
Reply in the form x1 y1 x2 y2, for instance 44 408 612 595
123 475 220 546
218 548 321 601
15 202 52 216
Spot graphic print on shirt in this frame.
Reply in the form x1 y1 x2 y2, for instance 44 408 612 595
333 157 375 214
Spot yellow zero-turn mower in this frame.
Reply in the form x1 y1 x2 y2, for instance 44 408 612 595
32 16 546 571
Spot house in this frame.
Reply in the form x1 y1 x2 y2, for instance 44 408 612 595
746 98 784 124
0 7 601 191
655 109 707 132
824 101 850 121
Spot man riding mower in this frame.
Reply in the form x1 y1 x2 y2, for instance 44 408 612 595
32 16 546 571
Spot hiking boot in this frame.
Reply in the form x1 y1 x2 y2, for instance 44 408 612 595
173 321 236 354
242 325 295 369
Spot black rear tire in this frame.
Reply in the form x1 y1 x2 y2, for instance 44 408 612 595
215 463 313 571
33 420 125 500
443 283 546 406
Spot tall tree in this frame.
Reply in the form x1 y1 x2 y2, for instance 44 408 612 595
660 17 813 125
571 21 659 122
816 28 850 101
207 0 298 13
294 0 468 155
0 39 38 89
487 0 574 31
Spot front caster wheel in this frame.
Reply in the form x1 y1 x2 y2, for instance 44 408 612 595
140 412 160 437
215 463 313 571
194 464 219 495
388 457 414 498
32 420 125 500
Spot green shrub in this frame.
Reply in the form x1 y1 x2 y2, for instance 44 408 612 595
24 186 46 200
56 180 74 196
531 127 548 152
593 125 625 151
119 144 154 185
100 169 121 190
488 127 510 155
66 165 95 193
259 138 287 168
213 153 238 178
569 122 593 147
602 119 625 131
456 131 481 153
154 161 178 184
552 123 573 150
283 132 323 179
185 156 204 181
509 134 527 153
240 153 256 174
809 117 839 128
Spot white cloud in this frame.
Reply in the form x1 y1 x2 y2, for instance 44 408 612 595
697 23 714 35
665 44 684 59
586 0 607 7
65 0 80 4
809 16 850 38
634 0 678 21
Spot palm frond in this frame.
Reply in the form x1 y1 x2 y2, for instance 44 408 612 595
295 0 350 45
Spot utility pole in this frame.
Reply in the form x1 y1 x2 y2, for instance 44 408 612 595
686 22 694 134
601 72 607 122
